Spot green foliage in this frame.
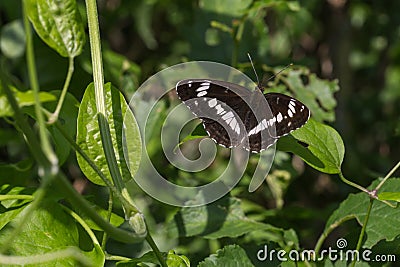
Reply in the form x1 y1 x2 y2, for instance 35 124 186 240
0 86 56 117
0 0 399 266
279 119 345 174
198 245 254 267
25 0 85 57
326 178 400 248
76 83 141 186
0 197 105 266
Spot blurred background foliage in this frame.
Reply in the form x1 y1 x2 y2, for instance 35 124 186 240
1 0 399 264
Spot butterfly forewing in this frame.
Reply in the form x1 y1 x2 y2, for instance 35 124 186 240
175 79 310 153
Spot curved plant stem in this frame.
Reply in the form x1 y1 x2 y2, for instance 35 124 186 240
102 190 114 250
48 56 75 124
350 199 373 267
146 234 168 267
85 0 125 195
23 0 58 169
314 215 356 255
339 172 369 193
375 160 400 192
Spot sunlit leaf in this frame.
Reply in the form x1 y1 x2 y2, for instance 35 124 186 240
25 0 85 57
76 83 141 186
198 245 254 267
278 119 344 174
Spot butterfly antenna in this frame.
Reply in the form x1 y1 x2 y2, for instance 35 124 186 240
265 63 293 83
247 53 261 88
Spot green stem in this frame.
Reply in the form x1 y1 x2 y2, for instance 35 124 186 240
0 247 92 266
23 1 58 169
101 190 114 250
0 195 34 201
314 215 355 255
53 171 146 243
339 172 369 193
375 160 400 192
97 114 125 192
53 121 115 191
350 199 374 267
85 0 125 194
48 56 75 124
146 234 167 267
61 205 100 246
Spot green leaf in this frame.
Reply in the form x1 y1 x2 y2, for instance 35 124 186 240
76 83 142 186
278 119 344 174
167 195 297 247
166 250 190 267
378 192 400 202
199 0 252 17
0 185 34 231
25 0 85 57
325 178 400 248
0 200 105 266
198 245 254 267
0 86 56 117
0 19 25 58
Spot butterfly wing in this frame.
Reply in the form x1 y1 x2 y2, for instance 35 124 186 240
176 79 255 149
264 93 310 138
176 79 310 153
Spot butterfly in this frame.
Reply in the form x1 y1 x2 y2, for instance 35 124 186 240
175 78 310 153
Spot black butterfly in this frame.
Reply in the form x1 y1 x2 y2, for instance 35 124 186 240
175 79 310 153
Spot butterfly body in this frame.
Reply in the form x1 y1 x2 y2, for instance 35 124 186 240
176 79 310 153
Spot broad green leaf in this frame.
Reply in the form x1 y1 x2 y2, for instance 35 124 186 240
0 19 25 58
198 245 254 267
167 195 298 248
25 0 85 57
378 192 400 202
278 119 344 174
200 0 252 17
0 200 104 266
166 250 190 267
0 185 34 231
76 83 142 186
325 178 400 248
0 86 56 117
